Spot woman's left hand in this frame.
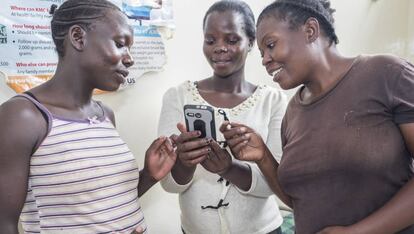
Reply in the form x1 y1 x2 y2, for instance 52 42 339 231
200 140 232 175
144 136 177 181
316 226 354 234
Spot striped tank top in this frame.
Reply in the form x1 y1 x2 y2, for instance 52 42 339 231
19 94 147 234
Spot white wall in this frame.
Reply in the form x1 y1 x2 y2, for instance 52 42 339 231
1 0 411 233
334 0 410 58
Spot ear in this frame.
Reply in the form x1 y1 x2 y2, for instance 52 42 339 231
248 39 254 52
68 25 87 51
303 17 320 43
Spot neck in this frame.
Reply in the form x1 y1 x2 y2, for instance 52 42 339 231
44 59 94 108
302 45 353 101
210 67 248 93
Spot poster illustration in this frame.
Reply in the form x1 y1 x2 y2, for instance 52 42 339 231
0 0 174 93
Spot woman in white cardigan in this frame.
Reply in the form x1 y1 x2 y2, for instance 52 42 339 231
157 1 288 233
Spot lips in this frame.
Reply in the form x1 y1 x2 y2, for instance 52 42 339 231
269 67 283 76
116 70 129 78
212 56 232 63
115 70 129 84
266 65 283 80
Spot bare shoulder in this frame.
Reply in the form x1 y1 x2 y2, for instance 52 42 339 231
0 97 47 152
0 97 46 127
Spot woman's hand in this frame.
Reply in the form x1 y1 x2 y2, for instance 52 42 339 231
130 226 144 234
200 140 232 175
172 123 211 168
220 121 266 163
144 136 177 181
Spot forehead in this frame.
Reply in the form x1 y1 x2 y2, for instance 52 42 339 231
257 16 290 41
204 11 244 33
91 10 133 36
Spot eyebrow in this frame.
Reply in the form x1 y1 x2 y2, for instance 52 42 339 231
259 34 269 46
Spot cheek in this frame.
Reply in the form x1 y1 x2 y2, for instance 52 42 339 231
274 45 289 58
203 45 211 58
233 45 248 59
99 45 123 65
108 54 121 64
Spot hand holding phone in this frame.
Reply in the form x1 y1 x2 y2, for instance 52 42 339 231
184 104 216 140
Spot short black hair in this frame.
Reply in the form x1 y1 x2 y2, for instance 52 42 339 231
202 0 256 43
50 0 121 57
258 0 339 45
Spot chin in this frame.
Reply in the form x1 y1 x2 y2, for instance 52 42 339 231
98 83 121 92
214 71 233 78
277 80 300 90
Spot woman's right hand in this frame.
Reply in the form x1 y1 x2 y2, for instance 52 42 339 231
171 123 211 168
129 226 144 234
220 121 266 163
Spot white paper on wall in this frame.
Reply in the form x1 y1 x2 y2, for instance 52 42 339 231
0 0 174 93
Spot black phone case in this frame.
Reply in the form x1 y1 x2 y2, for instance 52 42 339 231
184 104 216 140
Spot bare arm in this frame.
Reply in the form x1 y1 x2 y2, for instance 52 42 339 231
0 98 47 234
169 123 210 185
220 122 292 206
200 140 252 191
138 137 177 197
137 168 157 197
217 160 252 191
256 147 292 207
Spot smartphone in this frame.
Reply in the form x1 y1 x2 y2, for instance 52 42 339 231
184 104 216 140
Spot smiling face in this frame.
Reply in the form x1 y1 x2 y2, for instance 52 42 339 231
203 10 252 78
80 10 134 91
257 16 313 90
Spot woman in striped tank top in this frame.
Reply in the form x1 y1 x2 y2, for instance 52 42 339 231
0 0 176 233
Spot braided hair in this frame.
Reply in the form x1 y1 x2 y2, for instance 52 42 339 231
258 0 339 45
49 0 121 57
202 0 256 43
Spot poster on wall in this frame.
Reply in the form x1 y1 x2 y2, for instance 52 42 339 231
0 0 174 93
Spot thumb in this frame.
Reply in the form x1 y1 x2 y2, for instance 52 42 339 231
148 136 167 153
169 134 179 145
131 226 144 234
177 122 187 133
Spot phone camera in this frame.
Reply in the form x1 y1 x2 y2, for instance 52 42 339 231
195 113 202 118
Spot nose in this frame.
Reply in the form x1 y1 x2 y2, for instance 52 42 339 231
123 48 134 68
261 51 272 67
214 45 228 53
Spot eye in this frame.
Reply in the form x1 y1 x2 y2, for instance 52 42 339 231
204 38 215 45
115 41 125 48
227 38 239 45
266 41 276 49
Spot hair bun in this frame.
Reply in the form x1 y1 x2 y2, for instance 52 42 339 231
49 4 58 15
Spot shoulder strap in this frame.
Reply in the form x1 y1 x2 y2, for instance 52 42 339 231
17 93 53 133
